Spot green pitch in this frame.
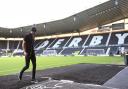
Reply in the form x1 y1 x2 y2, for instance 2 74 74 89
0 56 124 76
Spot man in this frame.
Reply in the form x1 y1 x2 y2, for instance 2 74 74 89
19 27 37 83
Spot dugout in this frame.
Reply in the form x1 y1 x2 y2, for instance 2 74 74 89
124 54 128 66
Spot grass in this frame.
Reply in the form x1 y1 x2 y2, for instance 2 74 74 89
0 56 124 76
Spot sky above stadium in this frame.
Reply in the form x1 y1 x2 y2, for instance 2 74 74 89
0 0 109 28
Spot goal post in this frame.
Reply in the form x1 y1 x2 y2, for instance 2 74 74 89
86 49 105 56
43 50 57 56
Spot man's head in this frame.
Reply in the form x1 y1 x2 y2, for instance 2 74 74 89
31 27 37 32
31 27 37 35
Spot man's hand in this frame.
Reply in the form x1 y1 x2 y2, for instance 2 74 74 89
24 52 28 56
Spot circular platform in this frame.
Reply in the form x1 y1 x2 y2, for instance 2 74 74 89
21 80 117 89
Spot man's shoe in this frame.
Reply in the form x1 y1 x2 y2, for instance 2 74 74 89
31 79 38 83
18 74 22 80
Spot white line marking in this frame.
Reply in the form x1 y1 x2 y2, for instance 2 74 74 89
40 77 52 80
25 80 74 89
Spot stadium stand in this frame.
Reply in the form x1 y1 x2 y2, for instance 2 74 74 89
109 31 128 45
48 37 70 48
0 30 128 56
84 33 109 46
0 40 7 49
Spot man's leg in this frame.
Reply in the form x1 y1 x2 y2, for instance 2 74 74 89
31 54 36 80
19 54 30 80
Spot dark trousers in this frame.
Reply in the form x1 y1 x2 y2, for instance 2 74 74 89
19 52 36 80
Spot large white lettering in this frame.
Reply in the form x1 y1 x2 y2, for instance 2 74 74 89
52 39 64 48
89 36 103 46
68 37 82 47
115 33 128 44
36 40 49 50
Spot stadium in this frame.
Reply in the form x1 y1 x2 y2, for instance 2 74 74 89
0 0 128 89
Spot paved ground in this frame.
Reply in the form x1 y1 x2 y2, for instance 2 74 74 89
0 63 125 89
104 66 128 89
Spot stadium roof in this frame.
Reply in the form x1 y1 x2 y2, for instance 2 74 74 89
0 0 128 38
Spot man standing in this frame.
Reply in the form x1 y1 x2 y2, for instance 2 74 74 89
19 27 37 83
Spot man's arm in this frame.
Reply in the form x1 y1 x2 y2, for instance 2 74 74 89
22 40 27 55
